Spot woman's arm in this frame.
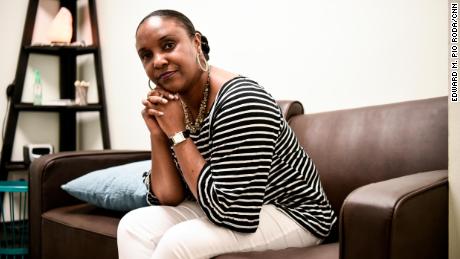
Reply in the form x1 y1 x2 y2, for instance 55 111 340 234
170 138 205 198
142 93 185 206
143 87 205 198
193 88 280 233
149 132 186 205
145 99 204 199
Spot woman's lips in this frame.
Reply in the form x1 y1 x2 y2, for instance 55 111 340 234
159 71 176 81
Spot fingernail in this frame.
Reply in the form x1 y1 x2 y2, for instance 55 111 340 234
169 94 174 99
159 111 164 116
162 98 168 104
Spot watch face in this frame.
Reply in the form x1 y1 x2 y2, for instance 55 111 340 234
173 132 185 144
169 130 190 146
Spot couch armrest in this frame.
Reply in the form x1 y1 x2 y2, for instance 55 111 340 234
276 100 304 121
339 170 447 259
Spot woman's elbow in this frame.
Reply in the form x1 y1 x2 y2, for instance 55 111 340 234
155 189 185 206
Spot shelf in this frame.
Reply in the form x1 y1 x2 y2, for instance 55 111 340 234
5 161 28 171
24 45 98 55
15 103 103 112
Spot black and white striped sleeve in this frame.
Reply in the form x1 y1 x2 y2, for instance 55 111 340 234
197 83 281 233
142 170 160 205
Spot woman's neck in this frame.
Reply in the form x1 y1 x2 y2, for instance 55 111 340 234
181 66 239 118
181 69 210 118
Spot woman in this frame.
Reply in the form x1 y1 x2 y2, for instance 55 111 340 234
117 9 336 259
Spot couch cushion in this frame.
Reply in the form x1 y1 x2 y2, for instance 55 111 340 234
41 204 123 259
42 203 123 238
61 160 151 211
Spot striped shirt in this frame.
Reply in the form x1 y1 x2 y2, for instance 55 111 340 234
146 76 336 239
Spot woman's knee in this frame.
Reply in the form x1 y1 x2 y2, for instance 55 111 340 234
117 209 143 240
152 220 208 259
118 204 201 245
118 207 164 241
117 209 159 259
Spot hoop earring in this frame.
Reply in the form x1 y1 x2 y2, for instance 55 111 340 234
148 79 155 90
196 53 209 72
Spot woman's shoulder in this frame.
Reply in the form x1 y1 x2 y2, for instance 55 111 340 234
216 75 265 100
210 66 277 109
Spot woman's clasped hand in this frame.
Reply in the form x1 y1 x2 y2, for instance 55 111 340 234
141 87 184 137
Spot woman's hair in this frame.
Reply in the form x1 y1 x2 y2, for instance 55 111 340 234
137 9 210 60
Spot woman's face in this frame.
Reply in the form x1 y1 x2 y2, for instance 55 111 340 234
136 16 201 93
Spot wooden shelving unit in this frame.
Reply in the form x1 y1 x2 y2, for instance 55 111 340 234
0 0 111 180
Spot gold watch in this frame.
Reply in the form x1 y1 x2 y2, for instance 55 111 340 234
168 130 190 147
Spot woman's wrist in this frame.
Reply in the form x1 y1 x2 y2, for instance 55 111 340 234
150 130 168 142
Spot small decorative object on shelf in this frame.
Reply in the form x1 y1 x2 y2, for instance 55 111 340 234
74 80 89 105
47 7 73 44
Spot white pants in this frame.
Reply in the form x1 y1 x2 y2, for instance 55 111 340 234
117 201 321 259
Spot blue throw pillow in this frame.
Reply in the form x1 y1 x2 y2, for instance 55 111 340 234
61 160 151 211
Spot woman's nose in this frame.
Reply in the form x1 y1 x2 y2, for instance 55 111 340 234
153 54 168 69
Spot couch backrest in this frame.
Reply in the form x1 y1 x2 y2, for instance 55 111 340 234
288 97 447 216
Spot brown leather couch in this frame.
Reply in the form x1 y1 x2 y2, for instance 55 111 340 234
29 97 448 259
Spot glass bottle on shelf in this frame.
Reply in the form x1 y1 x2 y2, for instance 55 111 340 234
32 69 42 105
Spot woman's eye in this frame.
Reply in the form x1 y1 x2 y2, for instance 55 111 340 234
140 52 152 62
164 42 175 50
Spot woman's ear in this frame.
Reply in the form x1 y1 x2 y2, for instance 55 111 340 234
193 32 201 51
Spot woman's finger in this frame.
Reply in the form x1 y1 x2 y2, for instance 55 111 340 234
142 98 166 110
147 88 177 100
148 96 168 104
147 108 164 116
142 100 165 116
142 99 154 108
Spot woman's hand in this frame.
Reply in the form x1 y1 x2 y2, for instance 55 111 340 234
142 88 176 137
151 88 186 137
142 87 186 137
